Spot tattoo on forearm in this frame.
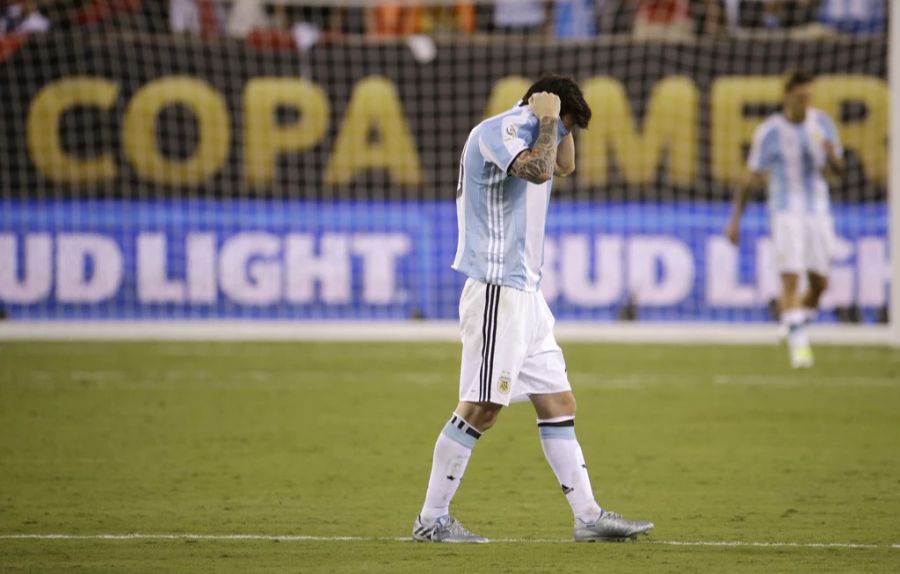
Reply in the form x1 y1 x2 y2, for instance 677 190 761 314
510 117 558 183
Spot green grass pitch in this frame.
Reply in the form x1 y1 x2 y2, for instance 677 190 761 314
1 340 898 572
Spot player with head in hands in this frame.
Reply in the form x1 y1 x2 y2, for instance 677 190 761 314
411 75 655 543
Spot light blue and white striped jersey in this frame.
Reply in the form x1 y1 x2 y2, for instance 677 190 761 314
452 104 568 292
747 108 843 216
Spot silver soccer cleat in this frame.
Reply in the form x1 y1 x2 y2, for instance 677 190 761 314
412 514 488 543
574 510 654 542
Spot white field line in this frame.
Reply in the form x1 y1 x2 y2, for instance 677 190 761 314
0 321 896 346
0 534 897 549
712 375 900 387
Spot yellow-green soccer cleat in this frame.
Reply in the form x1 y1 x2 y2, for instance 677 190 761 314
574 510 654 542
412 514 488 543
790 345 814 369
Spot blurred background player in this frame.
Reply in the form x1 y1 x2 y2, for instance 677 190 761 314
411 76 654 543
725 70 845 368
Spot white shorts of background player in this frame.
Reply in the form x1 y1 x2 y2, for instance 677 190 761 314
771 212 835 276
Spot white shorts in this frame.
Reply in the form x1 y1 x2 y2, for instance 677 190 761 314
771 213 834 276
458 278 571 406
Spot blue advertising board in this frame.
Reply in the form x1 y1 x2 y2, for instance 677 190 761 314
0 200 889 322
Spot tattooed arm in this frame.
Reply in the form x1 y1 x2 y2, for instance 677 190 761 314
508 116 558 184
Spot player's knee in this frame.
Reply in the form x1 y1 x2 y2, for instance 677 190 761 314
471 405 501 431
456 401 502 432
532 391 576 419
781 273 799 295
548 392 576 418
566 394 578 417
478 412 500 431
554 392 577 416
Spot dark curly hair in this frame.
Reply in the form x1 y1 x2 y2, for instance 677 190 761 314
520 75 592 129
784 70 814 94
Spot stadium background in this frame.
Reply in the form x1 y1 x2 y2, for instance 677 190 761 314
0 0 894 329
2 2 900 572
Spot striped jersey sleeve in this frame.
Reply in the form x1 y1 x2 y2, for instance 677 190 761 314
747 119 778 172
478 109 533 173
814 109 843 158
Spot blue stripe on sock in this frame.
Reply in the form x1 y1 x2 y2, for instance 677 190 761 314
539 426 576 440
442 421 477 449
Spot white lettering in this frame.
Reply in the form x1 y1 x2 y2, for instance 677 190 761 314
352 234 410 304
219 232 281 305
560 235 623 306
0 233 52 303
187 233 217 303
706 237 756 306
285 234 351 304
857 238 890 307
627 236 694 305
56 233 123 303
137 233 185 302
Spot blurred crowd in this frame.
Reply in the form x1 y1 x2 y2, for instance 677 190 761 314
1 0 889 42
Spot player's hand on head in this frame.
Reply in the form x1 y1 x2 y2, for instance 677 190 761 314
529 92 561 120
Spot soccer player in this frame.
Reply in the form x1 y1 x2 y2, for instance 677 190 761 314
411 76 654 543
725 71 844 368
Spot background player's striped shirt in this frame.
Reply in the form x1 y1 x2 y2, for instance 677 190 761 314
452 104 567 292
747 108 843 216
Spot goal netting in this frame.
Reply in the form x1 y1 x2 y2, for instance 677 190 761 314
0 0 890 325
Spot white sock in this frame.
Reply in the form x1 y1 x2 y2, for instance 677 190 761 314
420 413 481 522
538 417 603 523
782 308 809 349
